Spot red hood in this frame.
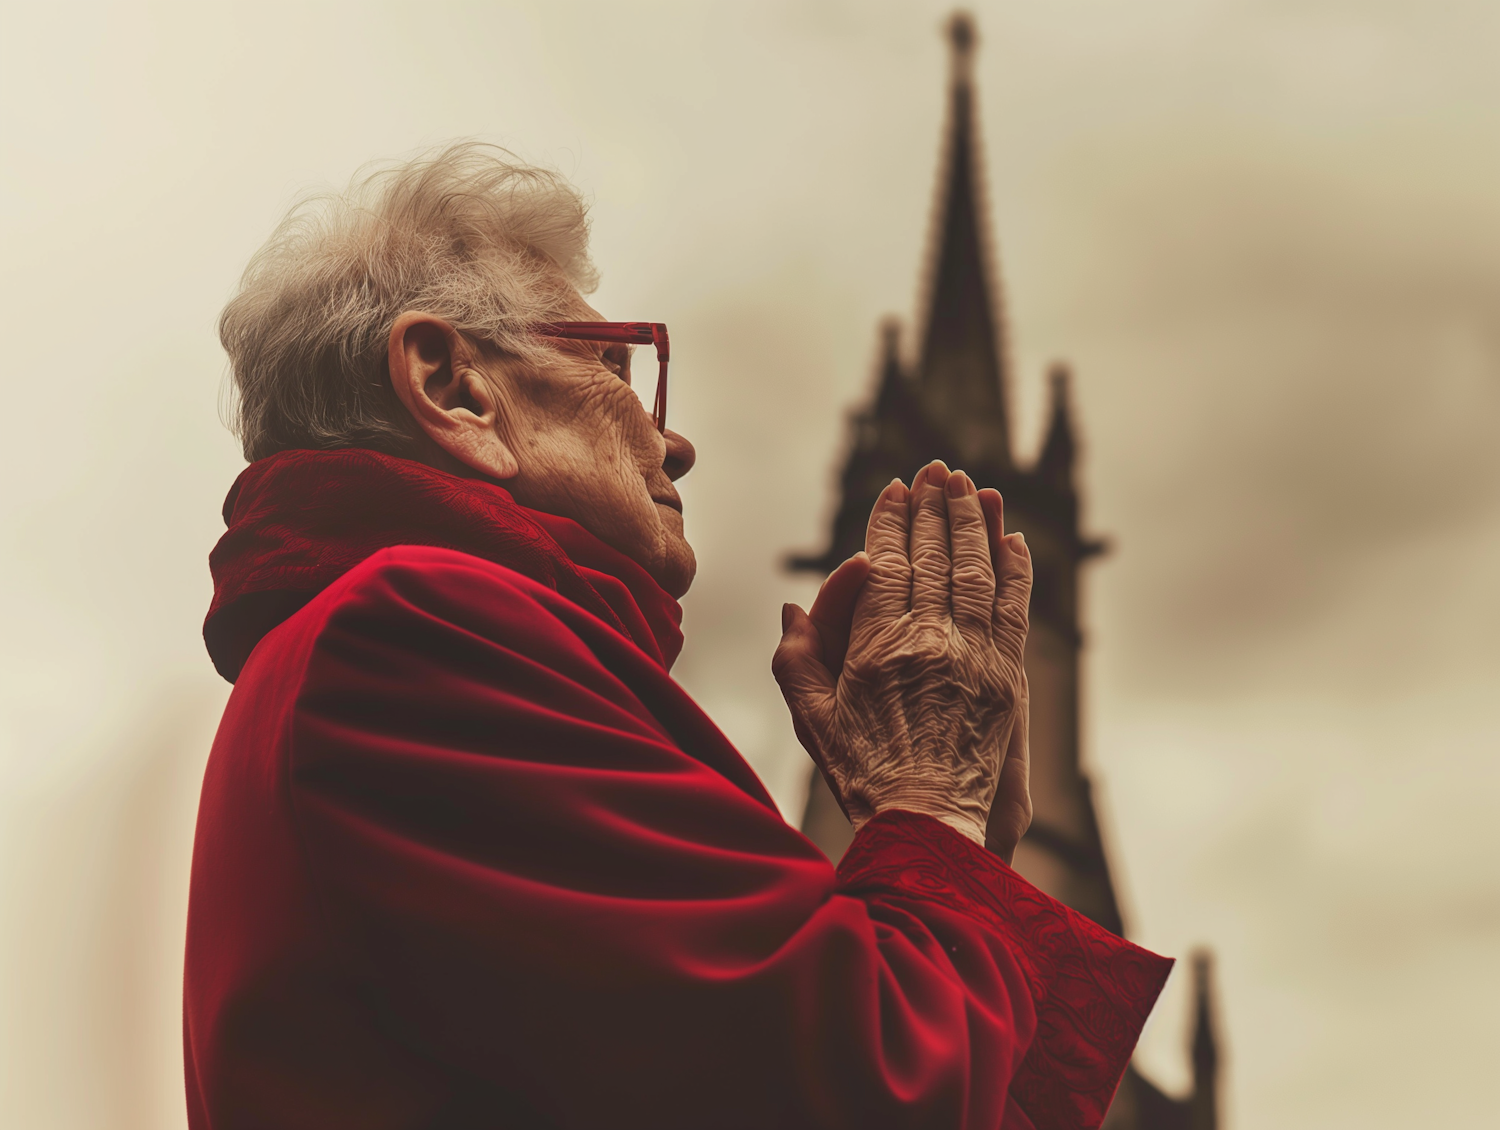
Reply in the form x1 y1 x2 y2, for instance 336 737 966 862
204 448 684 682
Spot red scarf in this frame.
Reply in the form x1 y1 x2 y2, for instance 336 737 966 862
205 448 684 682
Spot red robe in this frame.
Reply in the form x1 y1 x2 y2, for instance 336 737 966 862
185 448 1171 1130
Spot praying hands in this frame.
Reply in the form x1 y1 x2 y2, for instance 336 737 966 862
774 459 1033 862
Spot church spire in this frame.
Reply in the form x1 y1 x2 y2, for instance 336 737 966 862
917 11 1012 469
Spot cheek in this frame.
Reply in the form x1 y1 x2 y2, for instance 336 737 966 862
595 386 667 487
592 389 656 476
559 392 660 520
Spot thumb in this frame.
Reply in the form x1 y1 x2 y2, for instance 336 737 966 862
772 602 847 820
771 603 837 719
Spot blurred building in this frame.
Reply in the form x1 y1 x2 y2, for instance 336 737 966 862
790 14 1219 1128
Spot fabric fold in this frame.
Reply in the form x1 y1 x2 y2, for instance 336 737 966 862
204 448 684 681
838 810 1174 1129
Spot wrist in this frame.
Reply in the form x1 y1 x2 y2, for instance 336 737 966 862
858 790 989 846
930 810 989 846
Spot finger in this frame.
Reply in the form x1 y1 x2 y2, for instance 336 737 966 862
860 478 912 621
993 531 1032 664
978 488 1004 573
807 552 871 676
946 471 995 635
909 460 952 620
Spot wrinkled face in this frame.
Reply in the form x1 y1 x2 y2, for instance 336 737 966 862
482 301 697 598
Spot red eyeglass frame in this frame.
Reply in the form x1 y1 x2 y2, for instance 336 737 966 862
533 321 670 433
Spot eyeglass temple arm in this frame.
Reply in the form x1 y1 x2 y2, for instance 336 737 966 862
649 325 669 433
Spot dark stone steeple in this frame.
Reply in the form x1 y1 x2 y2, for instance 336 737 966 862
791 13 1223 1128
793 7 1114 922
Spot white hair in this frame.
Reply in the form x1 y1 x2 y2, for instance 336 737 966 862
219 142 599 461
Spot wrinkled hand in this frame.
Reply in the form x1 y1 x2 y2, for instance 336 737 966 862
773 461 1033 859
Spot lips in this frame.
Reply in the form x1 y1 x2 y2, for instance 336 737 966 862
652 494 683 513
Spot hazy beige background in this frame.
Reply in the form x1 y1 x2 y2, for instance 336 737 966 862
2 1 1497 1127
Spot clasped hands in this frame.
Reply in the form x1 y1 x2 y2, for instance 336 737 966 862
773 461 1032 862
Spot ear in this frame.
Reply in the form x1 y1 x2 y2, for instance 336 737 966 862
388 312 519 479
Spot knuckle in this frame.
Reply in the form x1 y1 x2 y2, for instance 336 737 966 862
994 604 1029 636
911 542 948 566
868 561 912 590
998 575 1032 607
910 620 947 648
951 562 992 589
952 599 993 628
949 503 984 529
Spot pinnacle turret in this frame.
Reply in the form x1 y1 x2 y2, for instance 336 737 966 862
947 11 976 77
1190 950 1220 1130
1036 364 1077 492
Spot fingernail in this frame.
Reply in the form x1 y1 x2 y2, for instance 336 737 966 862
946 470 972 498
781 603 794 632
887 478 909 502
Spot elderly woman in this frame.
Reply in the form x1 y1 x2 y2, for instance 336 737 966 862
186 145 1168 1130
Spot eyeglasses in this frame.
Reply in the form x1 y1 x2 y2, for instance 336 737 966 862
533 321 670 433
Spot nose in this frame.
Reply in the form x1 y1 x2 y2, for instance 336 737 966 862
662 429 696 481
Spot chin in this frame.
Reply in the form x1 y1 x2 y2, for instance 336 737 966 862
658 541 697 599
649 505 695 598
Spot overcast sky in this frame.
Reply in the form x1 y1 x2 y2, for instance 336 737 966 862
2 2 1497 1127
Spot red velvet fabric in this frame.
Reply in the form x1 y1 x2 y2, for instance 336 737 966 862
186 449 1171 1130
205 448 683 681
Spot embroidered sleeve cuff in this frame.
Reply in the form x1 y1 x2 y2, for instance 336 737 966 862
836 809 1174 1130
